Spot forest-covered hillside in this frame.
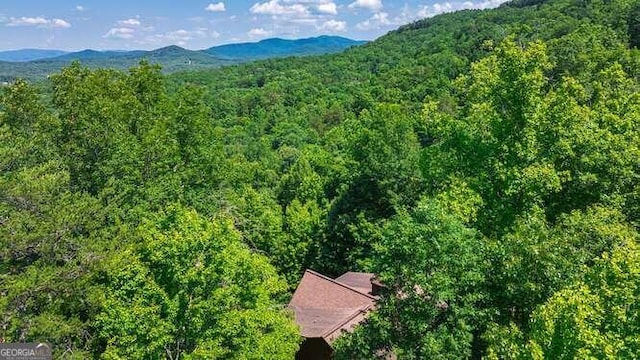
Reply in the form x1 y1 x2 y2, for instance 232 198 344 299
1 0 639 358
202 36 367 60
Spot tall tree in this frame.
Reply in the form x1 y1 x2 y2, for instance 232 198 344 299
486 240 640 359
335 186 487 359
94 207 300 359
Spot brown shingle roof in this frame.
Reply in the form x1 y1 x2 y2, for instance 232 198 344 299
335 272 376 295
288 270 377 343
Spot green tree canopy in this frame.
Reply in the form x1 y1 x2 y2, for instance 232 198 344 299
95 207 300 359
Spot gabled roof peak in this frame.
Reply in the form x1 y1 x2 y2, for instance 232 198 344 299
304 269 377 299
288 269 379 342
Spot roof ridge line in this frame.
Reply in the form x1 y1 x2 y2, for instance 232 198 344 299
305 269 377 299
321 303 375 338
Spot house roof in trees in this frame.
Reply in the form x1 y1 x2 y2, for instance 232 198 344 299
288 270 377 343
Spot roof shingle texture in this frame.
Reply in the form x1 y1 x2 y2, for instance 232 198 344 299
288 270 377 342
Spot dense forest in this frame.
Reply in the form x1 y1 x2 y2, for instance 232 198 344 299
1 0 639 358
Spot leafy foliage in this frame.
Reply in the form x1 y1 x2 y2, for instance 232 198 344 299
335 193 486 359
96 208 300 359
486 241 640 359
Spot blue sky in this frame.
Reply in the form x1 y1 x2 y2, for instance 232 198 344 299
0 0 506 51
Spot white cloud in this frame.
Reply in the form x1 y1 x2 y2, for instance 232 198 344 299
168 29 205 41
350 0 507 31
118 18 141 26
76 5 85 12
109 17 155 35
50 19 72 28
348 0 383 11
249 0 340 33
289 18 318 25
134 27 215 46
356 11 389 30
248 27 273 38
250 0 309 16
103 27 135 39
8 17 48 26
316 2 338 14
416 0 504 18
205 2 226 12
319 19 346 32
162 29 193 45
6 17 71 28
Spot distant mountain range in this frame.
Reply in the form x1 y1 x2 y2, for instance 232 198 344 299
204 36 367 60
0 36 367 81
0 49 70 62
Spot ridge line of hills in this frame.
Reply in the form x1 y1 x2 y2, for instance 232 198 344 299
0 36 366 82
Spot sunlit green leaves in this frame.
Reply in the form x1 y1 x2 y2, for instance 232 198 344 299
95 207 300 359
487 241 640 359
